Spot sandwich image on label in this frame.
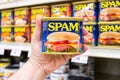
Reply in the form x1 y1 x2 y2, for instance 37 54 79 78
45 32 80 52
100 8 120 21
100 32 120 45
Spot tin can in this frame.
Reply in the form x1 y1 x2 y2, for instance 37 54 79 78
84 23 99 46
42 18 83 54
0 27 14 42
99 22 120 48
1 10 14 27
0 58 10 77
31 6 50 26
4 64 19 79
14 7 30 27
50 73 69 80
99 0 120 22
72 0 99 22
51 4 71 17
14 27 31 43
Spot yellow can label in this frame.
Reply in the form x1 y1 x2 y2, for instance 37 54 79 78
51 4 71 17
1 10 13 27
31 6 50 26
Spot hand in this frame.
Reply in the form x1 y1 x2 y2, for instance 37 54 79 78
30 16 88 76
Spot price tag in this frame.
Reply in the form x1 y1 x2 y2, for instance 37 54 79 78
71 54 88 64
10 49 21 57
28 49 32 57
0 47 5 55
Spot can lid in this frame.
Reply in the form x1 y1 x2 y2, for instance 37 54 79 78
99 21 120 25
5 64 19 69
31 6 49 9
83 22 96 25
72 0 97 4
51 3 71 7
98 0 108 2
42 17 83 21
14 7 30 10
0 58 10 63
1 10 13 12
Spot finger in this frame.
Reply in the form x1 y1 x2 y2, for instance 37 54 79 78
32 15 42 42
83 36 88 44
83 45 88 52
83 27 88 36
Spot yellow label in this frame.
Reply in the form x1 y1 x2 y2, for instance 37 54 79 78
101 1 120 8
32 8 45 15
74 3 94 11
48 22 79 31
15 10 26 16
100 24 120 32
2 27 11 32
83 25 93 32
31 27 35 32
2 11 11 17
52 6 67 13
14 27 25 32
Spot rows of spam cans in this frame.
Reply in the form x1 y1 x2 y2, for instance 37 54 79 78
45 58 95 80
0 0 120 48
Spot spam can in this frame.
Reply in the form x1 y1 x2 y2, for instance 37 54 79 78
72 0 100 22
31 6 50 26
1 10 14 27
99 22 120 48
51 4 71 17
14 27 30 43
14 7 31 27
42 18 83 54
0 27 14 42
83 23 99 46
99 0 120 22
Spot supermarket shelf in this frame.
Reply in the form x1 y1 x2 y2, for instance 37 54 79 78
0 42 31 51
86 47 120 59
0 0 69 10
0 42 120 59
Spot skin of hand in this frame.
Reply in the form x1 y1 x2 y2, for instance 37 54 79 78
8 16 88 80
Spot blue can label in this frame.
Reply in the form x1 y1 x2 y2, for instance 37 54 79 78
72 1 98 22
99 24 120 47
100 0 120 21
83 25 93 45
42 18 83 54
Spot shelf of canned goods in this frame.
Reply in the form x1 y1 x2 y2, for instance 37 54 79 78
0 0 69 9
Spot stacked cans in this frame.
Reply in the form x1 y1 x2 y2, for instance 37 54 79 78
72 0 100 46
31 6 50 39
0 10 14 42
98 0 120 48
50 63 69 80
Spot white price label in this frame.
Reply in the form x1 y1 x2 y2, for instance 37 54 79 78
10 49 21 57
0 47 5 55
71 54 88 64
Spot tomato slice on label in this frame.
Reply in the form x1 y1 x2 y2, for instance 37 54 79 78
47 40 69 44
